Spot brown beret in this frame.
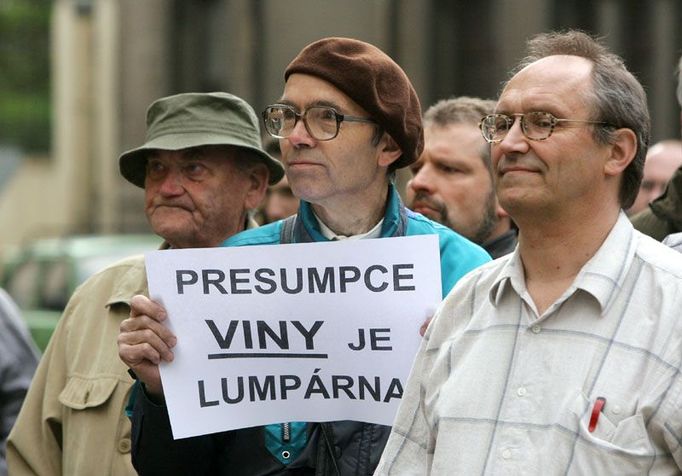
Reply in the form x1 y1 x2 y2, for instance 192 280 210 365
285 37 423 169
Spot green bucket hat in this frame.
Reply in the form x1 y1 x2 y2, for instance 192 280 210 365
119 92 284 187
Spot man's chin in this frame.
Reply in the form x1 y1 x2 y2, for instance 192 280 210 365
149 218 193 240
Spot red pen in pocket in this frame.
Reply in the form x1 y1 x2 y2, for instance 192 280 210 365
588 397 607 432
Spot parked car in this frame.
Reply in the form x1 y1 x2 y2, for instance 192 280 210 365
1 234 162 351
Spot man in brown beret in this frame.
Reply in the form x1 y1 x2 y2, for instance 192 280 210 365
8 92 281 476
118 38 489 475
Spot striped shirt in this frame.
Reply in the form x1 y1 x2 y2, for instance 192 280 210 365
376 213 682 475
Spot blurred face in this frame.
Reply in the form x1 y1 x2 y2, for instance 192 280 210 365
407 123 497 243
277 74 392 208
263 176 299 222
492 56 613 219
627 142 682 214
144 146 266 248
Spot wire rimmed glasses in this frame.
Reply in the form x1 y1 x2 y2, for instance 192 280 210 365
479 112 612 143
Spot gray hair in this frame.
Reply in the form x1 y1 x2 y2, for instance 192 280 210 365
507 30 650 210
423 96 496 169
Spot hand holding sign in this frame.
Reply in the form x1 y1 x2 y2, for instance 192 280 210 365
118 295 177 397
144 235 441 439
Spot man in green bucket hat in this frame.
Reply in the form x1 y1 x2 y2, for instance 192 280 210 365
8 92 282 476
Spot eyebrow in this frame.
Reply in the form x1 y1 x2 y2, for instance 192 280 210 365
276 98 345 112
495 102 566 116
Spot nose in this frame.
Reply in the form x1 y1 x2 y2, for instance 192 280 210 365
409 164 436 195
157 168 184 196
497 118 530 155
286 116 315 149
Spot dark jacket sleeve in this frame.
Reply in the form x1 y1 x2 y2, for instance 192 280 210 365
131 384 220 476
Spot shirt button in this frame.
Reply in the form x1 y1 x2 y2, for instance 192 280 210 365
118 438 131 453
502 449 512 459
612 405 622 415
516 387 527 397
531 325 541 334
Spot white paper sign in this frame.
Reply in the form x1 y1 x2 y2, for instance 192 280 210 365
145 235 441 439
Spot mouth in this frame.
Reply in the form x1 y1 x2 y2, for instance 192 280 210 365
498 165 540 176
411 203 437 216
153 203 193 213
410 195 444 218
287 161 323 168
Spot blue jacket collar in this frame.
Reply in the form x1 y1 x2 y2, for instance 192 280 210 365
294 183 406 243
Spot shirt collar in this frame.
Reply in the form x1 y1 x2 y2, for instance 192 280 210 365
488 249 524 307
488 212 636 314
571 211 637 312
314 212 384 240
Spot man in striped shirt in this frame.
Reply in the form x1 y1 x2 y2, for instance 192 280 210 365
377 30 682 475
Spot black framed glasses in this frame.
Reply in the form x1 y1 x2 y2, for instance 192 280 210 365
262 104 377 141
479 112 612 143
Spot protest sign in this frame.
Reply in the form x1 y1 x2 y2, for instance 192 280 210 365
145 235 441 439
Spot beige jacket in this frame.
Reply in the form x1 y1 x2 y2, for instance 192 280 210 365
7 253 149 476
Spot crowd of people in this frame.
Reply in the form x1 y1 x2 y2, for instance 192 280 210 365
2 29 682 475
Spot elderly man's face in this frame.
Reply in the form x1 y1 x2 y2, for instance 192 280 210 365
407 123 497 244
144 145 266 248
277 73 395 210
491 55 614 218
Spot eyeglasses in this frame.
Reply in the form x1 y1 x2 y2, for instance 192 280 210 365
262 104 376 141
479 112 612 144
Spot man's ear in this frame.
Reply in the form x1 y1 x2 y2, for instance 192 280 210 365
604 128 637 177
377 133 402 168
244 163 270 210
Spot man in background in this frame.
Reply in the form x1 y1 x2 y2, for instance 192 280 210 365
631 56 682 240
8 92 281 475
627 139 682 215
407 96 517 259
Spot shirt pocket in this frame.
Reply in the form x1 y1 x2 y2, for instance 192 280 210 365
59 375 118 410
566 392 654 474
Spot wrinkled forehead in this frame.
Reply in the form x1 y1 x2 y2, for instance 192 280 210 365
497 55 594 113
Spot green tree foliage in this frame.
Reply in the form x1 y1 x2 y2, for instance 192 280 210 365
0 0 51 152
